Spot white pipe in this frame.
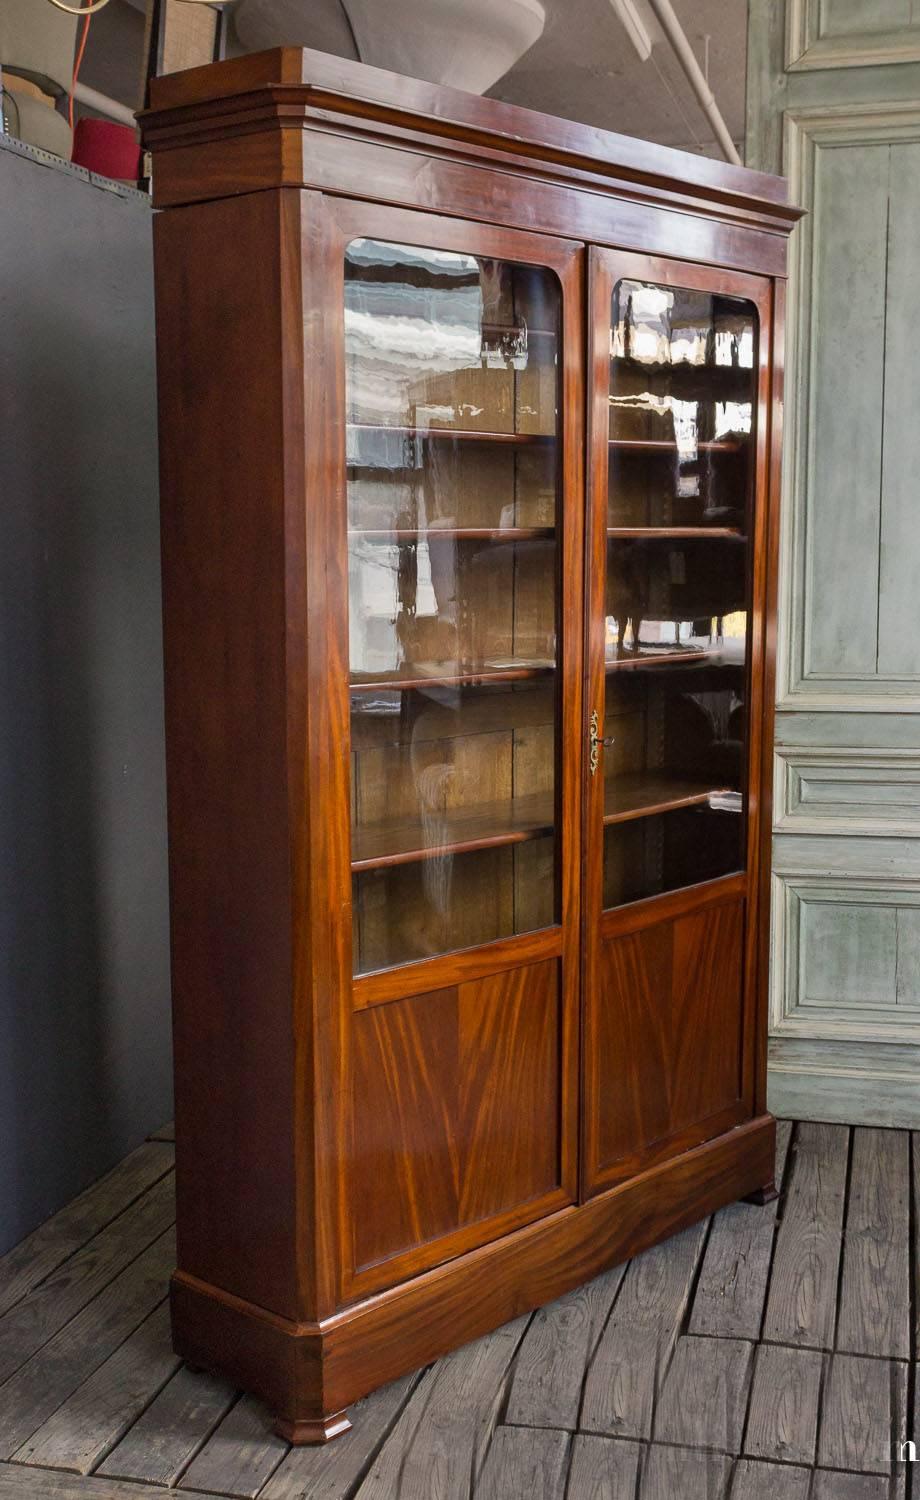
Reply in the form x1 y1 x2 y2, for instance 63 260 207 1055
72 80 136 127
645 0 741 166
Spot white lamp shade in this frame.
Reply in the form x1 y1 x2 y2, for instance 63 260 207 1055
232 0 546 94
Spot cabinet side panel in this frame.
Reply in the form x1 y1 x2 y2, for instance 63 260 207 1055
154 192 302 1318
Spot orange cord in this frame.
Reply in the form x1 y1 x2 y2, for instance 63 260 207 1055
69 0 92 133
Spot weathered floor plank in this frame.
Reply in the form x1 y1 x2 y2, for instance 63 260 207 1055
728 1458 811 1498
97 1364 236 1488
475 1426 570 1499
178 1393 286 1498
0 1145 174 1323
260 1373 421 1500
385 1316 530 1499
565 1434 642 1499
809 1473 889 1500
639 1444 732 1499
12 1300 179 1474
762 1122 849 1350
147 1125 175 1144
653 1334 753 1453
0 1174 175 1388
0 1465 225 1499
742 1343 823 1466
816 1353 906 1477
505 1265 626 1431
0 1229 176 1461
0 1118 915 1499
690 1121 794 1341
351 1368 439 1499
837 1127 910 1359
580 1220 709 1439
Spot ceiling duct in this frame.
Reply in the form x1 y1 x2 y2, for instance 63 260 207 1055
231 0 546 94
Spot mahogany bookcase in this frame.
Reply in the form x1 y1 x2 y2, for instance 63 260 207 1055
141 48 801 1442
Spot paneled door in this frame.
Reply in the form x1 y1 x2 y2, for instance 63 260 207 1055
330 202 585 1296
582 250 772 1195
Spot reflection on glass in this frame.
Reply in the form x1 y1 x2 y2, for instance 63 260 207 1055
346 239 562 974
603 281 757 909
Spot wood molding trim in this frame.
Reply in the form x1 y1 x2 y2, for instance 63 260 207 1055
785 0 920 72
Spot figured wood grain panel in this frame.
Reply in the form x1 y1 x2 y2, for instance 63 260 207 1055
803 141 889 678
589 897 745 1186
505 1263 626 1430
837 1127 909 1358
580 1219 708 1439
476 1426 571 1500
690 1119 793 1338
350 959 561 1277
566 1435 642 1498
762 1121 848 1348
742 1343 823 1466
653 1335 754 1453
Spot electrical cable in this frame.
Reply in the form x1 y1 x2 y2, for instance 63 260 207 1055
68 0 92 132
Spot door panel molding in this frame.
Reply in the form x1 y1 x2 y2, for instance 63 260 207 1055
779 102 920 712
786 0 920 73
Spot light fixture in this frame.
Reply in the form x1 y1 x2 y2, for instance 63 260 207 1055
608 0 652 61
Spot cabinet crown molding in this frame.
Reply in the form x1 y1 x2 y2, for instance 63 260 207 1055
140 44 802 234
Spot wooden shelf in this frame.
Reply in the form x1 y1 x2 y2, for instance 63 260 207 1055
351 789 555 871
607 527 744 540
350 661 556 693
605 648 726 672
348 527 555 542
352 772 739 870
603 773 735 826
609 438 742 454
348 423 555 447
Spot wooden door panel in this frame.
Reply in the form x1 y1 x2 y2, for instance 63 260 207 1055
349 957 566 1293
585 894 748 1193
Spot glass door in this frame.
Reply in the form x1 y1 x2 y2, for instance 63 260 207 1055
583 249 771 1195
345 238 563 974
332 204 583 1297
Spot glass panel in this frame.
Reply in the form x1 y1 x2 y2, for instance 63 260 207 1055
345 239 562 974
603 279 757 910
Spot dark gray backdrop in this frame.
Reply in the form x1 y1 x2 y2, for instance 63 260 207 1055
0 137 172 1255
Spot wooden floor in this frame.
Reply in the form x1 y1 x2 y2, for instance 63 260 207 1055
0 1120 914 1498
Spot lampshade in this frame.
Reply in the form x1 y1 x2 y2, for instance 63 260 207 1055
231 0 546 94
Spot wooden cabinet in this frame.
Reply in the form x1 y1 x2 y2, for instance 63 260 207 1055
142 48 800 1442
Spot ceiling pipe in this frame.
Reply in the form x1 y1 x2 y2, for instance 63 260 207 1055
72 79 136 126
644 0 741 165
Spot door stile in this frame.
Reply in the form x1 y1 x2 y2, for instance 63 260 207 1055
581 248 616 1200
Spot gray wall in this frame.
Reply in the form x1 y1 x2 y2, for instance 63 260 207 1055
0 137 172 1253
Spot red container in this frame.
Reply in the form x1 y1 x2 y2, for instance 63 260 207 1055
71 118 140 182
